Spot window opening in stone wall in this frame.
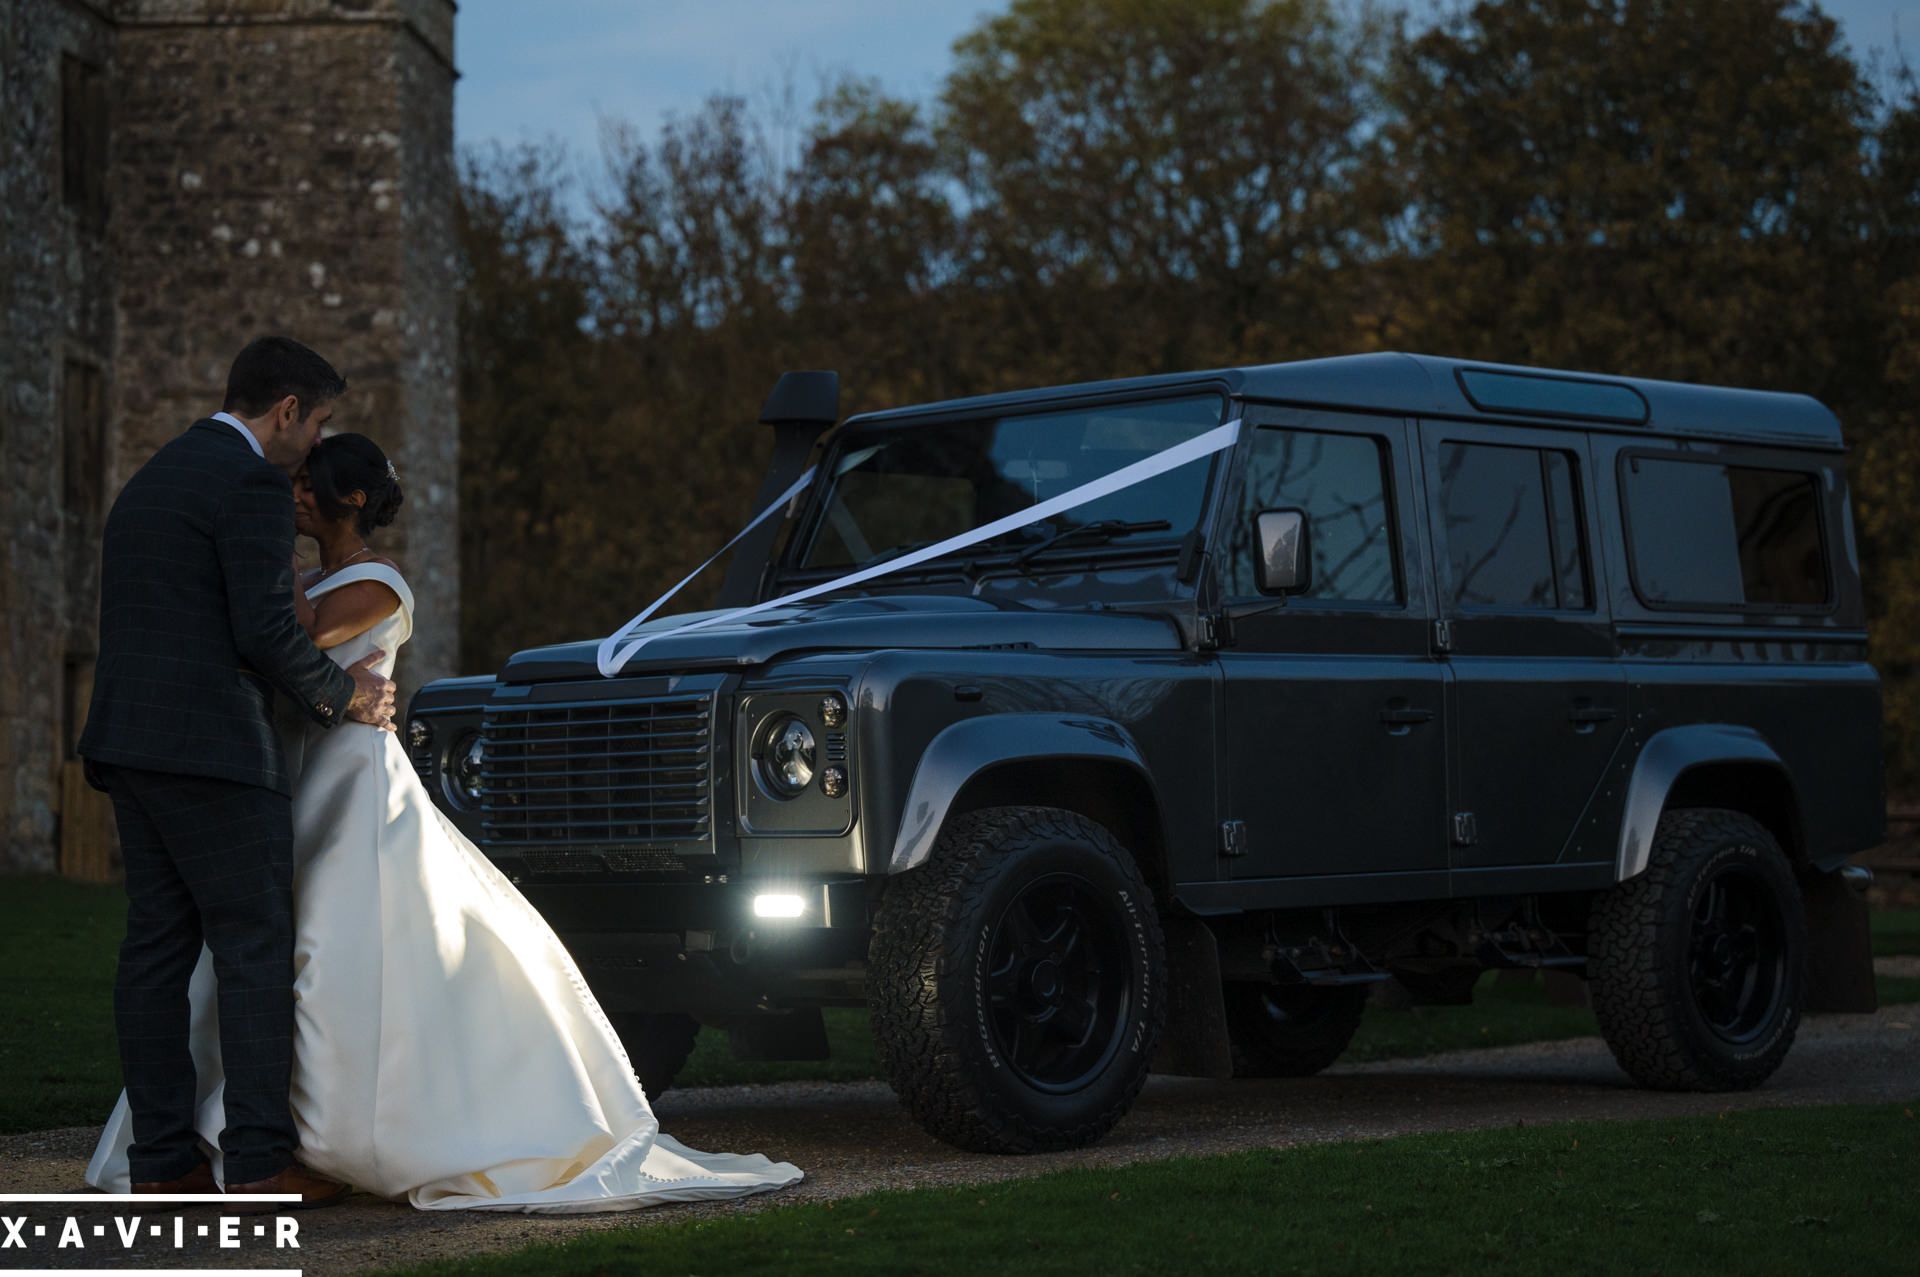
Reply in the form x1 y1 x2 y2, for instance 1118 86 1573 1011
62 360 105 524
61 54 109 228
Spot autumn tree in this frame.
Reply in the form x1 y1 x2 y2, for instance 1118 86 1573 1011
1374 0 1877 400
455 144 606 671
942 0 1389 381
788 81 972 412
1852 78 1920 784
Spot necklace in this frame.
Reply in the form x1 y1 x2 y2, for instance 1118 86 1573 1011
316 545 373 582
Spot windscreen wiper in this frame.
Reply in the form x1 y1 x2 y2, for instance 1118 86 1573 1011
1006 519 1174 571
858 538 944 570
853 532 1013 574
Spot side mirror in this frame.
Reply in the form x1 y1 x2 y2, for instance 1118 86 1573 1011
1253 508 1311 595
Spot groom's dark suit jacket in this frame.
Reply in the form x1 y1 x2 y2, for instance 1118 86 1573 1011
79 419 358 795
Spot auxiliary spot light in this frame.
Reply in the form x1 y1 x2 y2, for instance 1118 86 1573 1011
752 893 807 919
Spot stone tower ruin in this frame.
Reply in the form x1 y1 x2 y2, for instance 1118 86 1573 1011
1 0 460 873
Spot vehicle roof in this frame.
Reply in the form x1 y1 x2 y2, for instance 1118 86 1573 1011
839 352 1844 450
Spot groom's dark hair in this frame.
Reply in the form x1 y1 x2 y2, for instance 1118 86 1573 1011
222 336 347 419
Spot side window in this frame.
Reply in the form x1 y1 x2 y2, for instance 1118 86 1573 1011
1228 427 1398 603
1435 442 1590 612
1621 457 1828 608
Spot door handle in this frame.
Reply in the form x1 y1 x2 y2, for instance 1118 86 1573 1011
1568 705 1618 726
1379 706 1435 727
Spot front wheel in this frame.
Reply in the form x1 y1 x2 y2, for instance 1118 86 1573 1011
868 806 1166 1154
1588 807 1805 1091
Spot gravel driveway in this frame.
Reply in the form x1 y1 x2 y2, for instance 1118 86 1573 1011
4 1003 1914 1275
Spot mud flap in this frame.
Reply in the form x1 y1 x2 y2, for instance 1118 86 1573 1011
1801 868 1876 1014
1151 913 1234 1078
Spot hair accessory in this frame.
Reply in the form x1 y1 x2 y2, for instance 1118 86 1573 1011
386 459 398 481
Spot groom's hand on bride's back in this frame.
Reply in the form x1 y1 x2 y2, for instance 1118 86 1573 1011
345 650 398 731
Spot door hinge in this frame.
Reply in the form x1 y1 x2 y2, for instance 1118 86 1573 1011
1219 819 1248 858
1451 812 1478 846
1199 612 1231 650
1432 619 1453 653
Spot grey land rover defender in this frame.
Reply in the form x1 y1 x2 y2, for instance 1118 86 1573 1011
408 353 1883 1154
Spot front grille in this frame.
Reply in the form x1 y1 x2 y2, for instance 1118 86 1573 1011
493 848 690 876
477 692 714 847
406 737 434 783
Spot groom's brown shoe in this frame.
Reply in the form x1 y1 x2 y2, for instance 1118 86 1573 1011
225 1162 351 1213
131 1159 217 1196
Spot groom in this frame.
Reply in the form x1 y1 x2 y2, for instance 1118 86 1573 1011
79 336 395 1206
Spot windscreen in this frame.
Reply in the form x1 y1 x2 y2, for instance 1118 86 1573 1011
796 394 1226 572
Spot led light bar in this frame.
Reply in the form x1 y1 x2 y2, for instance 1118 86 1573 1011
752 893 807 919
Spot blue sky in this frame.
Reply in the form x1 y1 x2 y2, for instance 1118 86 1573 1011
455 1 1914 169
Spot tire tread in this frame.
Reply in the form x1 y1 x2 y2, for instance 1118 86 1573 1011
1588 807 1803 1092
868 805 1165 1154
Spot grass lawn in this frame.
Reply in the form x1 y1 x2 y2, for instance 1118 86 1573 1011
2 876 1915 1135
0 876 125 1135
383 1101 1920 1277
1872 905 1920 957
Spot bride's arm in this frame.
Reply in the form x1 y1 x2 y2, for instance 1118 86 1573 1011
306 581 403 649
292 559 320 637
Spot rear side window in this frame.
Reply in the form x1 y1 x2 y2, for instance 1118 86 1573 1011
1621 457 1828 609
1434 442 1590 611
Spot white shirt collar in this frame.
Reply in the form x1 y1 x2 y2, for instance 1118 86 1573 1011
211 411 265 459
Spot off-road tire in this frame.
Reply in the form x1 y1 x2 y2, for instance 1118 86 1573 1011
868 805 1167 1154
608 1011 702 1100
1223 983 1370 1078
1588 807 1805 1091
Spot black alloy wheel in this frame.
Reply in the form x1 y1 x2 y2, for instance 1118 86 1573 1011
982 872 1133 1094
1687 859 1790 1044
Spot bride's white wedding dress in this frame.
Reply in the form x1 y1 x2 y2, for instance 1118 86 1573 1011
87 563 802 1212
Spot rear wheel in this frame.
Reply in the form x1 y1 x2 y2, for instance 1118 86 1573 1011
1223 983 1369 1078
868 806 1166 1154
607 1011 701 1100
1588 807 1804 1091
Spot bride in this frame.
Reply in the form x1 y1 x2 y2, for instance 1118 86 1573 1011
87 433 802 1213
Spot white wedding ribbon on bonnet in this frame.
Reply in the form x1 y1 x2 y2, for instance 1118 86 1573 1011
596 418 1244 678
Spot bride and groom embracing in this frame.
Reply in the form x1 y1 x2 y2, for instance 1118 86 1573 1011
77 336 802 1213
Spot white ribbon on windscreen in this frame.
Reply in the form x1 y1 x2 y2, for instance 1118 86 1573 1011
595 418 1244 678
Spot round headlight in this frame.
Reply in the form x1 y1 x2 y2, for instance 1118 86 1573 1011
448 731 485 806
758 715 816 798
407 718 432 751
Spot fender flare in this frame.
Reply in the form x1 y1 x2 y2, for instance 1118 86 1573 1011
1615 724 1791 882
887 714 1157 874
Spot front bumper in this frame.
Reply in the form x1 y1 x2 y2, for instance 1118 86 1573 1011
526 878 876 1015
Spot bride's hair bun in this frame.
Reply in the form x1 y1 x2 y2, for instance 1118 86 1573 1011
307 432 404 536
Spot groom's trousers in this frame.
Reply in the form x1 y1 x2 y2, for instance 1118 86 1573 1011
102 764 298 1185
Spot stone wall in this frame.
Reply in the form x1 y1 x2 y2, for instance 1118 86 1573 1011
391 0 460 687
0 0 458 873
1 0 119 870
